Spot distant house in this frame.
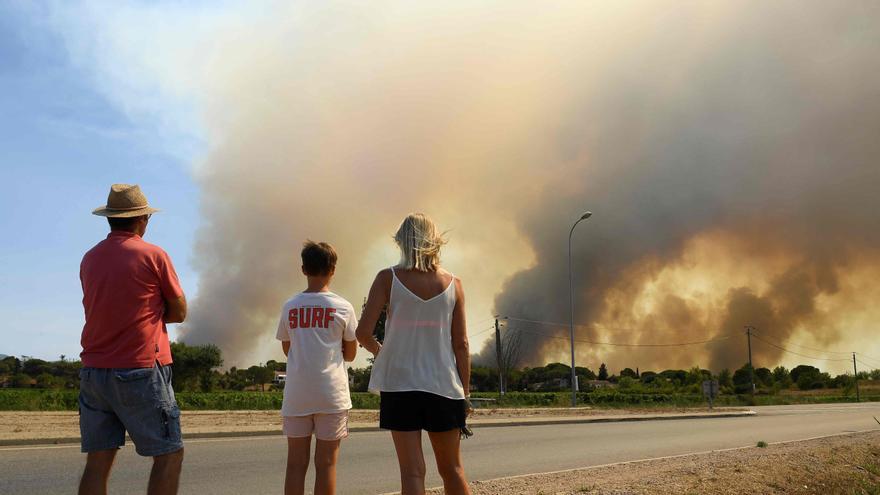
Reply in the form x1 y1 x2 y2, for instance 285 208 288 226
584 380 615 389
272 371 286 385
527 377 573 391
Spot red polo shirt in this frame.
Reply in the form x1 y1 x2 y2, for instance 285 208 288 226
80 231 184 368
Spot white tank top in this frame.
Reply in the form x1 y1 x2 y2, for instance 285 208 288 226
367 267 466 399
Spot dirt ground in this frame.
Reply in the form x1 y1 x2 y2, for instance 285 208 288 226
446 431 880 495
0 406 746 441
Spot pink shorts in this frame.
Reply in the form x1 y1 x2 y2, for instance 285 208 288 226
282 412 349 441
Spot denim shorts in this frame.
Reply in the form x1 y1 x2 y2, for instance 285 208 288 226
79 363 182 457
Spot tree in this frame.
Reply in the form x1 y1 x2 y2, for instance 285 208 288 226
499 329 524 390
348 366 372 393
598 363 608 381
35 373 59 389
772 366 792 388
717 369 733 389
659 369 687 385
170 342 223 391
790 365 820 384
732 364 754 394
0 356 21 375
755 367 773 388
686 367 710 385
361 298 387 344
575 366 596 387
11 373 32 388
620 368 638 379
265 360 286 372
248 365 275 392
796 369 828 390
22 358 50 377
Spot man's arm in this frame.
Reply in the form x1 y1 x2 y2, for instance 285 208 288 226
164 295 187 323
281 341 291 356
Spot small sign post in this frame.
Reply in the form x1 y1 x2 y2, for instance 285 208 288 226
702 380 719 410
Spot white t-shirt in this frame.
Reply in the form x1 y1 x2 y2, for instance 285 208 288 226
276 291 357 416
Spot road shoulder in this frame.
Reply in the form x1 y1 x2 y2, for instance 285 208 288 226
0 407 753 446
434 430 880 495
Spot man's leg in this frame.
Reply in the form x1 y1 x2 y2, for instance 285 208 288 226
79 368 125 495
313 439 341 495
147 447 184 495
285 436 312 495
78 449 118 495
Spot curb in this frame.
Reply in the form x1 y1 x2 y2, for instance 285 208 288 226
0 410 755 448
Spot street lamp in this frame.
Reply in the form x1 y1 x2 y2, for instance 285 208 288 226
568 211 592 407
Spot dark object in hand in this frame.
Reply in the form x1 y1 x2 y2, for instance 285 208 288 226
460 425 473 439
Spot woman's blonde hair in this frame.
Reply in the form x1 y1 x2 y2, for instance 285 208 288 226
394 213 447 272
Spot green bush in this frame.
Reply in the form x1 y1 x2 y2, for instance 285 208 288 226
0 389 79 410
1 388 878 411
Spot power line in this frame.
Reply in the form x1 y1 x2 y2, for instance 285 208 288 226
470 316 497 327
469 326 496 338
749 333 851 362
856 359 878 372
505 314 873 359
506 316 730 347
856 353 880 366
511 326 733 348
507 316 633 332
748 328 852 355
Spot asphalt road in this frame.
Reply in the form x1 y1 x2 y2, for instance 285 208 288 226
2 403 878 494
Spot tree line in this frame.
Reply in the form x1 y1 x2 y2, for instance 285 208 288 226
2 344 876 395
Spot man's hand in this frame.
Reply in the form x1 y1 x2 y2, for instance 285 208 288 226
163 295 187 323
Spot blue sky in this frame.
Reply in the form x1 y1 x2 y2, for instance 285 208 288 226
0 2 201 360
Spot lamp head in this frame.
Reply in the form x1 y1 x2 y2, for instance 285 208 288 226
580 211 592 220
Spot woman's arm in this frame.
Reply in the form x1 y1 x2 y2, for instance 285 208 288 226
355 270 392 356
451 277 470 397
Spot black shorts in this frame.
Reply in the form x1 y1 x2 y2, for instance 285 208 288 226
379 391 466 432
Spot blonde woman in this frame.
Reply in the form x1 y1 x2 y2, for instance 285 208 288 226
356 213 472 495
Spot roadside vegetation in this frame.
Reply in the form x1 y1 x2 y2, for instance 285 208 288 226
1 343 878 411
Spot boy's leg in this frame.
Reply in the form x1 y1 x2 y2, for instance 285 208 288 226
78 449 118 495
391 430 426 495
285 436 312 495
312 411 348 495
313 439 341 495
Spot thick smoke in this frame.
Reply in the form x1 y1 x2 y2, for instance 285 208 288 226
176 2 880 372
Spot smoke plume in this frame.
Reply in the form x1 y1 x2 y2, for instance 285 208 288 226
173 2 880 372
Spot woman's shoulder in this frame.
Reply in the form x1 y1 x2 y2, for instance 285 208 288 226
436 267 458 284
374 268 394 286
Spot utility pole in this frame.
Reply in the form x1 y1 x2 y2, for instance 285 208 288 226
745 326 755 394
853 353 860 402
495 317 504 396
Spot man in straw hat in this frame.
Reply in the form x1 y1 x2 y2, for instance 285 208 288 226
78 184 187 495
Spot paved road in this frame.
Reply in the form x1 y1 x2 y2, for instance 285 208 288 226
2 403 878 494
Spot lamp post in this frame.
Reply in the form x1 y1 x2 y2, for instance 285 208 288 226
568 211 592 407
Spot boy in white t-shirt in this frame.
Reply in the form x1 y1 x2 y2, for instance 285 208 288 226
276 241 357 495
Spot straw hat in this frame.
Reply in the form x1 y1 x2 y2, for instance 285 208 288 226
92 184 160 218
